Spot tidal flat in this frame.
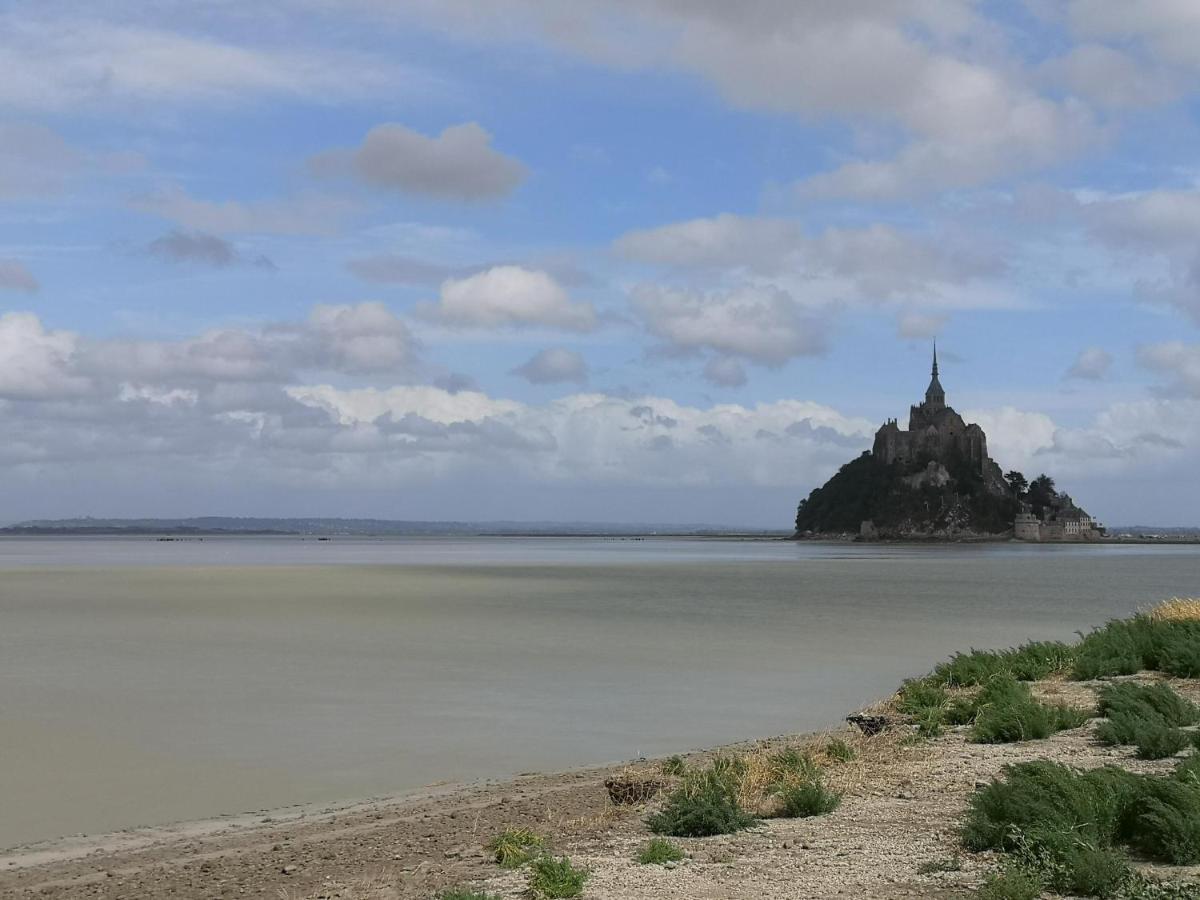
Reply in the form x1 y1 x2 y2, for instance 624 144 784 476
2 537 1198 850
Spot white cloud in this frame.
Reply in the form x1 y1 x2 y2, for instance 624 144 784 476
615 214 801 273
311 122 526 200
1042 44 1177 110
511 348 589 385
615 215 1003 299
1137 342 1200 397
417 266 597 331
963 406 1059 474
632 284 826 366
0 15 436 111
0 260 39 292
1066 0 1200 71
300 303 419 374
0 312 89 399
1066 346 1113 380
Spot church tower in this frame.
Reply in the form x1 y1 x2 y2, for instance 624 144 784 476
924 341 945 411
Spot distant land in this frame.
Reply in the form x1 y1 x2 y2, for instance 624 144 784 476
1 516 789 537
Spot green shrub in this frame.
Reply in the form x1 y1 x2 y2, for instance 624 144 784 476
647 769 756 837
969 675 1089 743
486 827 544 868
1174 752 1200 785
527 855 589 899
1072 616 1200 680
1127 779 1200 865
1098 681 1199 727
825 738 856 763
776 777 841 818
930 641 1075 687
437 891 503 900
962 761 1137 852
977 867 1044 900
1135 722 1192 760
1007 828 1133 899
965 760 1200 869
898 678 947 713
914 706 945 738
1160 632 1200 678
636 837 684 865
1095 682 1197 758
661 755 687 777
945 697 979 726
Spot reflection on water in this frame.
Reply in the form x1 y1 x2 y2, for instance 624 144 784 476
1 536 1198 848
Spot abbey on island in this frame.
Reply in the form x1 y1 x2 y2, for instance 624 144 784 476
867 346 1100 542
794 345 1101 541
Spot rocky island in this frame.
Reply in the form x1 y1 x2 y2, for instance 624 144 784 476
794 347 1103 541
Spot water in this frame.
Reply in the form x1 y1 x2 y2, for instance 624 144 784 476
2 536 1198 849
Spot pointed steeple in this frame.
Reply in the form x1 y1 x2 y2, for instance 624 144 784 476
925 340 945 410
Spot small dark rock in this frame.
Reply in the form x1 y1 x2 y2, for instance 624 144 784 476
846 713 891 736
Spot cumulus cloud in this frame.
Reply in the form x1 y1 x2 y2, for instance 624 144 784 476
632 284 826 365
0 313 90 399
0 260 38 292
615 214 801 273
1067 346 1113 380
1041 44 1177 110
145 230 276 269
417 266 597 331
311 122 526 201
511 348 589 385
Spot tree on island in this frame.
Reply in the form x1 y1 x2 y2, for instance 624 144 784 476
1004 471 1028 497
1027 474 1058 517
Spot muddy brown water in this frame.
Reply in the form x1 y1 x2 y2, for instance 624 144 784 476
2 536 1197 849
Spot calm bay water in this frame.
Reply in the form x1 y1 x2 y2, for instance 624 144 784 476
2 536 1199 849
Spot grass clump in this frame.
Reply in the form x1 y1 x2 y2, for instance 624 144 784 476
776 774 841 818
969 675 1090 744
1129 779 1200 865
660 755 687 777
437 891 503 900
825 737 856 763
527 855 589 899
897 678 947 713
977 866 1044 900
486 827 544 868
647 766 756 837
636 837 684 865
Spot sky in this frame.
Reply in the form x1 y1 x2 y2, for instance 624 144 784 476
3 1 1200 527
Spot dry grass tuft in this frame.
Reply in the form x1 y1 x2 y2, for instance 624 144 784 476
1148 598 1200 622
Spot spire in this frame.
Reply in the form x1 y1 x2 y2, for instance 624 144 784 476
925 339 945 410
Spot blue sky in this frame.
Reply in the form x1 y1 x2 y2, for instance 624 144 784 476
3 1 1200 526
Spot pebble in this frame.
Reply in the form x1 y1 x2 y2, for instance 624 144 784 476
281 865 297 875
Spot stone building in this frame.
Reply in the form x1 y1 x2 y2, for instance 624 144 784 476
871 346 1006 495
1015 495 1102 542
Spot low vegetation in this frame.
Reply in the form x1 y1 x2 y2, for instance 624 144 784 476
1094 681 1199 760
776 776 841 818
929 641 1076 687
825 737 856 763
437 891 503 900
486 827 544 868
636 837 685 865
526 855 589 899
647 766 757 837
660 755 687 777
898 671 1090 743
965 758 1200 881
1073 612 1200 680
